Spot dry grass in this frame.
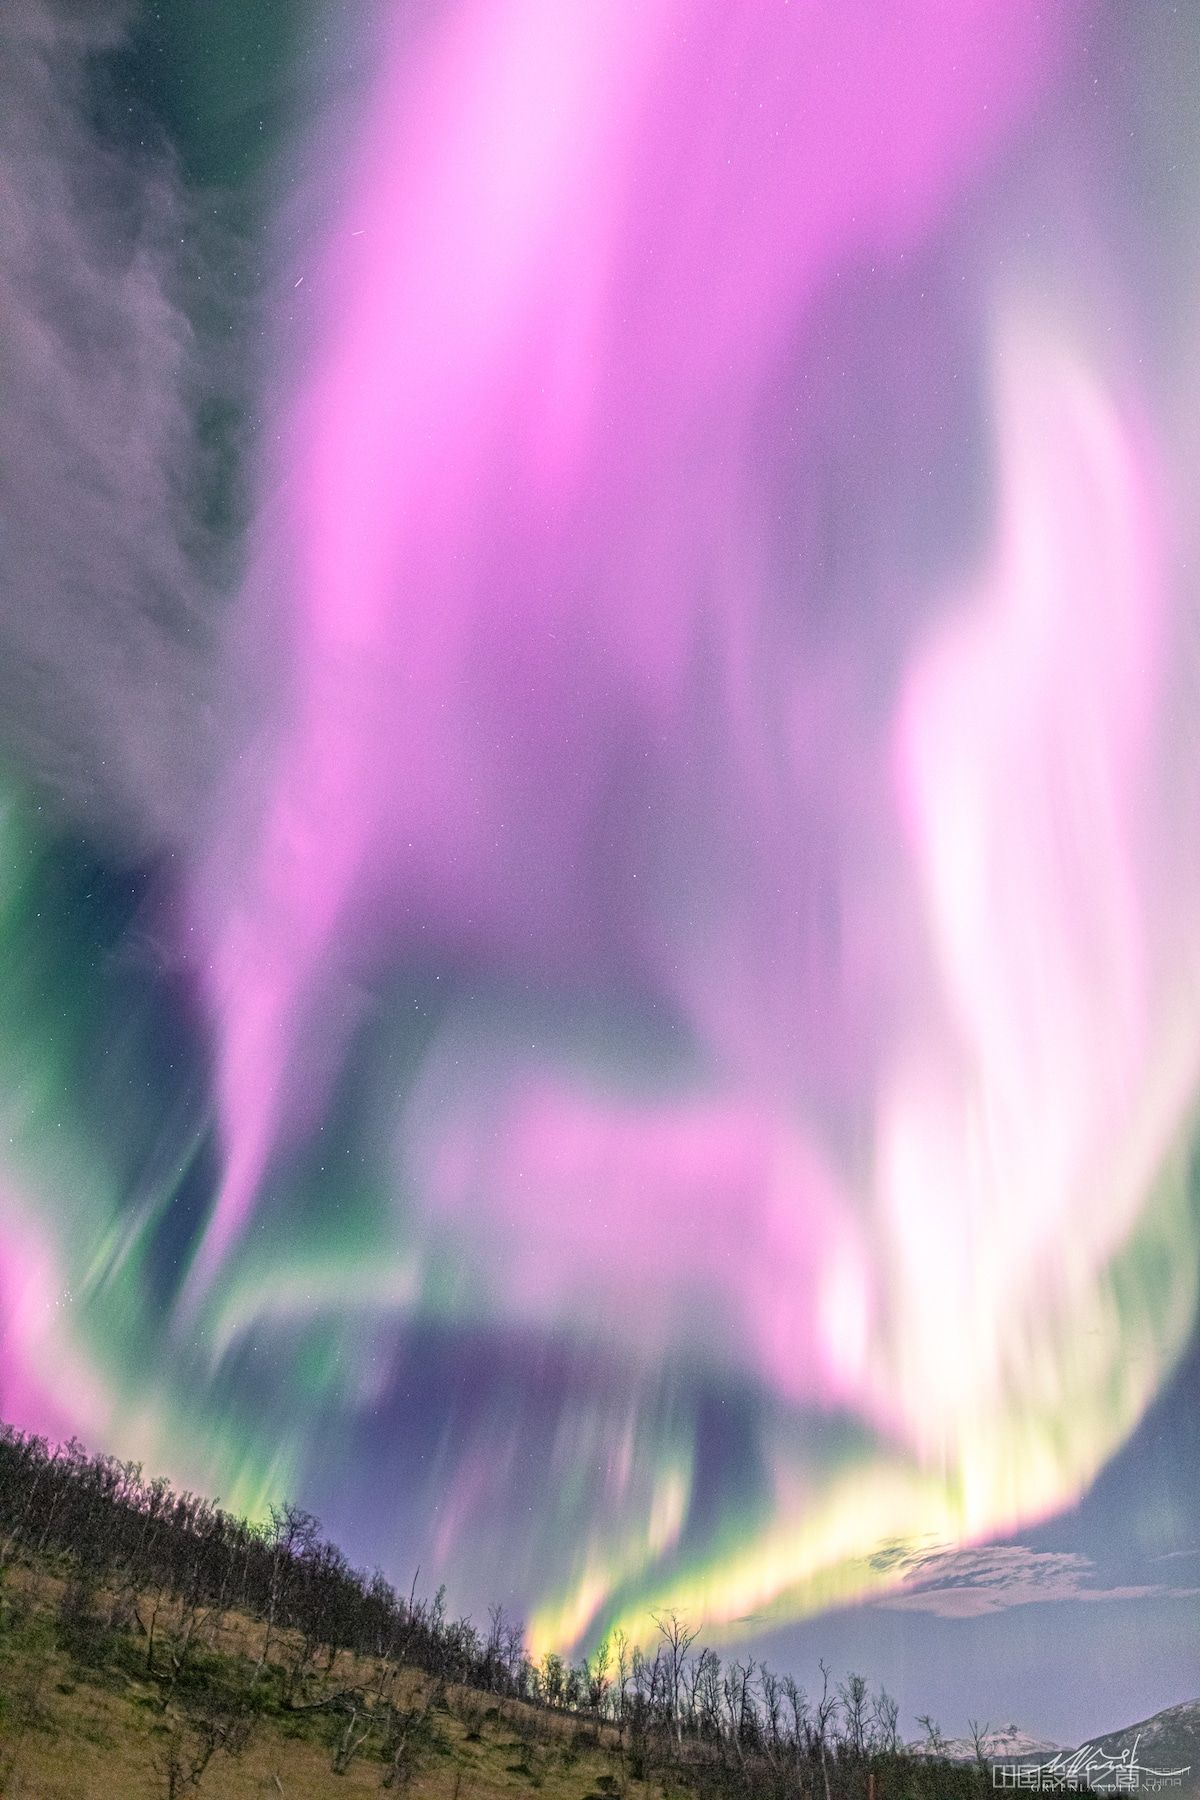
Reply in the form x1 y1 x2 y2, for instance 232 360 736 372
1 1688 633 1799
0 1567 653 1800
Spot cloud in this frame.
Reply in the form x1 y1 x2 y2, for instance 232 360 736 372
0 0 231 853
872 1545 1200 1619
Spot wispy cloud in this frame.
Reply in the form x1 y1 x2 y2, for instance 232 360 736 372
871 1544 1200 1620
0 0 233 853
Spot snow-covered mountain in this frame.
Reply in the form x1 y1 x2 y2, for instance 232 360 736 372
907 1725 1063 1762
1082 1698 1200 1787
906 1698 1199 1785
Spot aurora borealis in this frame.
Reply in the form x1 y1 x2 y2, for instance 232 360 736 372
2 0 1199 1737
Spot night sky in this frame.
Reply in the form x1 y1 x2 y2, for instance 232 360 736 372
1 0 1198 1746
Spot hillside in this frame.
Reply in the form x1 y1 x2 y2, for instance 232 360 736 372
0 1558 1000 1800
0 1422 1003 1800
0 1422 1190 1799
0 1559 633 1799
1082 1698 1199 1791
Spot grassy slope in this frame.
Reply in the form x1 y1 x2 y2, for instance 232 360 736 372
0 1564 649 1800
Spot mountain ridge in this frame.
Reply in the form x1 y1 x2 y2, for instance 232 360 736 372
908 1697 1199 1791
